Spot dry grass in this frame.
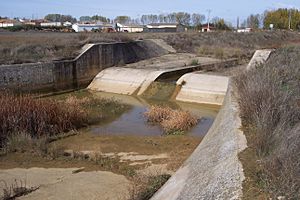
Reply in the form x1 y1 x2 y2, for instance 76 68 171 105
0 91 129 152
234 45 300 199
144 106 198 134
1 179 38 200
1 31 299 65
0 91 87 147
0 32 133 65
129 173 171 200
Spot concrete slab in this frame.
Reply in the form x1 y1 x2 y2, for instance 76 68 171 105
0 168 129 200
247 49 273 70
151 83 247 200
176 73 229 105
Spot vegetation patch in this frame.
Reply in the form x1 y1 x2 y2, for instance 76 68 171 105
144 106 198 134
129 173 171 200
234 45 300 199
0 91 130 153
1 179 39 200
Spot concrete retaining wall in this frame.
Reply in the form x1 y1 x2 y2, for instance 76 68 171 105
0 40 169 93
151 82 247 200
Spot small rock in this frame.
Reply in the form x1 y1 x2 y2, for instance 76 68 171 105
63 150 74 158
72 167 85 174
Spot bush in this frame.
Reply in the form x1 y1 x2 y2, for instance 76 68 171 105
0 92 87 147
144 106 198 134
234 45 300 199
144 106 173 123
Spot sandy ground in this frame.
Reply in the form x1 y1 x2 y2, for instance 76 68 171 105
0 168 129 200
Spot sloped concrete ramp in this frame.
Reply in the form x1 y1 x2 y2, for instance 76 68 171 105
88 67 163 95
247 49 273 70
151 84 247 200
176 73 229 106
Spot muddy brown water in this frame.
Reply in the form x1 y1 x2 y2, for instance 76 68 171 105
70 81 219 137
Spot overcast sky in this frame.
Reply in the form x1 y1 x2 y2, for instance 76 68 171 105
1 0 300 23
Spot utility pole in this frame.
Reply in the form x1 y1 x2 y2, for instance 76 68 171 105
237 16 240 29
207 9 211 31
288 9 292 30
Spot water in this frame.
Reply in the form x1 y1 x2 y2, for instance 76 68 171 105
86 89 219 137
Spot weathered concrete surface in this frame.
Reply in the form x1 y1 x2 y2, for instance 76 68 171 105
247 49 273 70
0 39 170 93
88 67 162 95
151 83 247 200
0 168 129 200
176 73 229 105
88 54 237 95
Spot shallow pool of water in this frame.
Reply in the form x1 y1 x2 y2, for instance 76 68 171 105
85 91 219 137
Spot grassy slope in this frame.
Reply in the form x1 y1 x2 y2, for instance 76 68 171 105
1 31 300 65
235 45 300 199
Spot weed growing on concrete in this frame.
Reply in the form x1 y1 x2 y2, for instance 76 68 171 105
129 173 171 200
190 59 199 66
1 179 39 200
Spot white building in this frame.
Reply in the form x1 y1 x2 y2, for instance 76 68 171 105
237 28 253 33
40 22 62 27
116 23 144 33
145 23 185 32
72 23 114 32
0 19 21 28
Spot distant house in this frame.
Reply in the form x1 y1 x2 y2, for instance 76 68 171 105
116 23 144 33
201 23 215 32
0 19 21 28
144 23 186 33
72 23 114 32
237 28 253 33
29 19 47 26
63 21 72 27
40 22 62 27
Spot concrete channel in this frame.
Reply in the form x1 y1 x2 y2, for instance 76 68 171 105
0 36 273 199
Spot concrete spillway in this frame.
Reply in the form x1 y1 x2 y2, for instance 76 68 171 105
88 54 237 103
88 67 163 95
176 73 229 106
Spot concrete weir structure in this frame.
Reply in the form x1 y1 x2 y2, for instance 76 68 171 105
88 54 237 97
176 73 229 106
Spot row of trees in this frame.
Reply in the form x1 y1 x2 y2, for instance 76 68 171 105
79 15 110 23
264 8 300 29
78 12 206 27
44 14 77 23
241 8 300 30
139 13 206 26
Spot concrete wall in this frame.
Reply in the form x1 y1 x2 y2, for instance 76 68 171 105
0 40 169 93
151 82 247 200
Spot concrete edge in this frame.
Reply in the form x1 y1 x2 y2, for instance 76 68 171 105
151 81 248 200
